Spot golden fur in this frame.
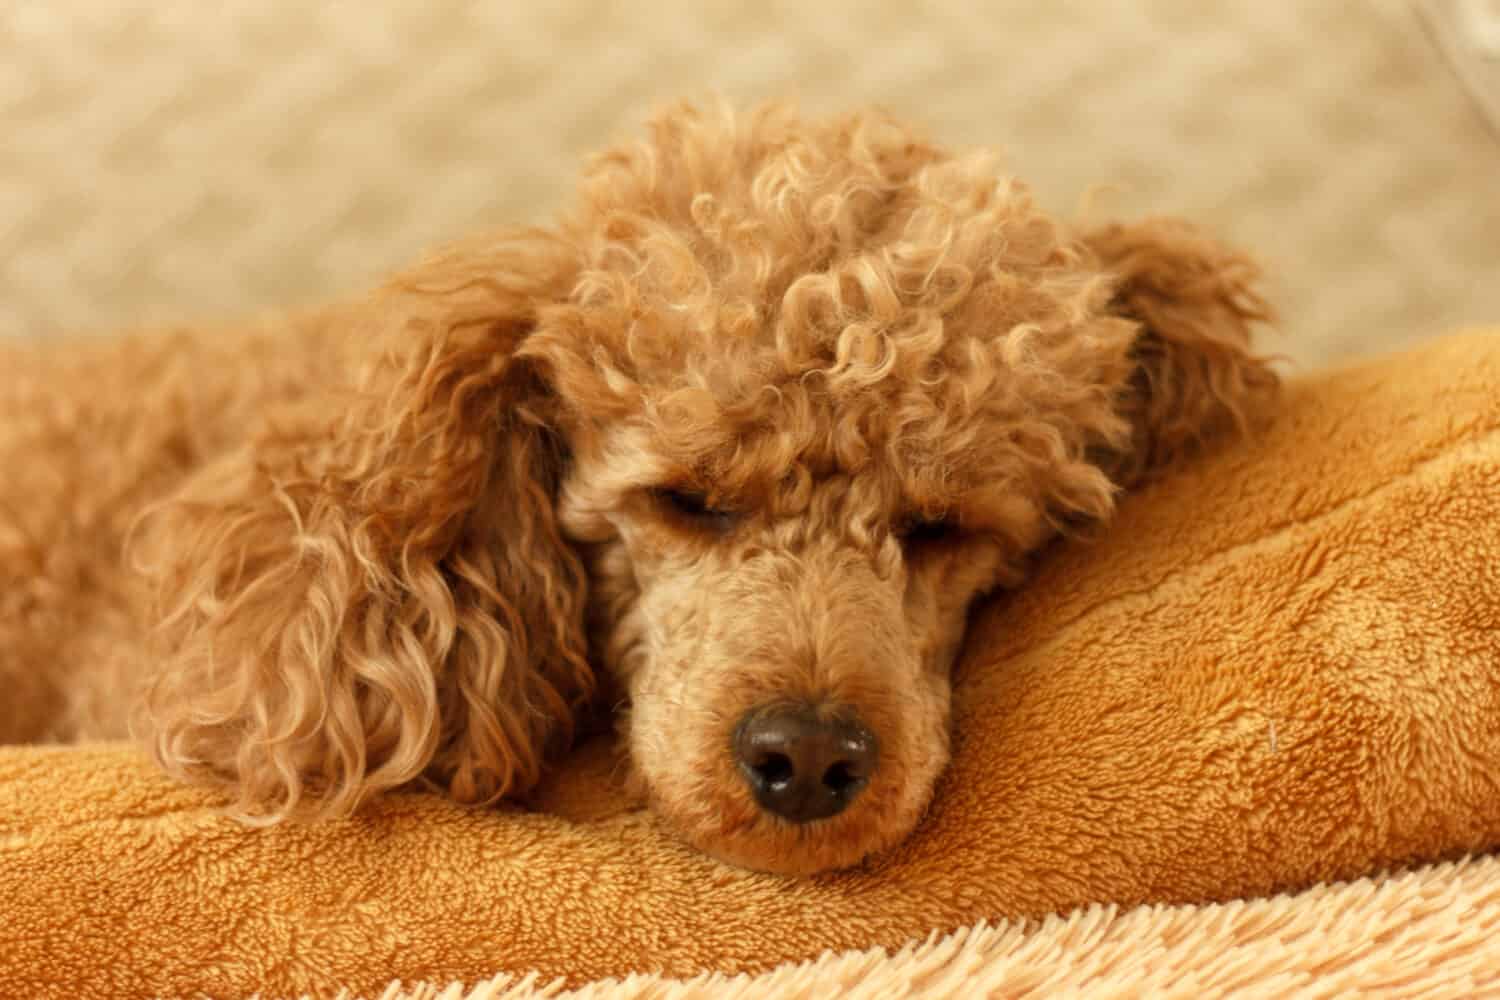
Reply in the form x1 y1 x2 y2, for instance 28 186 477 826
0 100 1275 874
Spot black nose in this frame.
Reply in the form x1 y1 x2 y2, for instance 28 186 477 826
733 704 878 823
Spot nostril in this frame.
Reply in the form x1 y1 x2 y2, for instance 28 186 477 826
750 752 794 788
822 759 864 796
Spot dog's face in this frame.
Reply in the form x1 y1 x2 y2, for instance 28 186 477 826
551 386 1055 875
522 105 1146 873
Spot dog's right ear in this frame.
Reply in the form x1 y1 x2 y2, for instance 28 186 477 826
1078 217 1279 486
135 229 594 822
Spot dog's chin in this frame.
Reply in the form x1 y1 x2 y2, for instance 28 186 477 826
689 813 924 876
639 761 942 876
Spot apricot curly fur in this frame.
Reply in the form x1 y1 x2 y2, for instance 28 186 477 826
0 99 1276 873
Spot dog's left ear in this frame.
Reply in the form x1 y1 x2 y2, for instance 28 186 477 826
1079 217 1279 485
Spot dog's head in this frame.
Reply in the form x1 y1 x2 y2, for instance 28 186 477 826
141 101 1274 874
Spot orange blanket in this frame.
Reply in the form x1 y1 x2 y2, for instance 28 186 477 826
3 330 1498 999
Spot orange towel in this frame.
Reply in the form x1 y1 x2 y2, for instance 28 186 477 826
3 329 1498 999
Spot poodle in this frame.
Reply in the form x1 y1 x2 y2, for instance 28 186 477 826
0 100 1276 875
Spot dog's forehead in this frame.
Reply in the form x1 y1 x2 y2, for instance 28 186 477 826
573 335 1027 518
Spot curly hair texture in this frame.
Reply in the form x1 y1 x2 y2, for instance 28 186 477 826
0 100 1276 874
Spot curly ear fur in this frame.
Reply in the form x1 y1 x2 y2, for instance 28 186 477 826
1081 218 1279 485
135 231 594 822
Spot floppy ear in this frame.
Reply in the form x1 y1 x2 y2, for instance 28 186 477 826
135 230 594 821
1080 217 1279 485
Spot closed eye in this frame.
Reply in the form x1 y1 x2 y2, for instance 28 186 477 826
652 487 739 533
898 515 960 548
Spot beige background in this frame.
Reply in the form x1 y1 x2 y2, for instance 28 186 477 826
2 1 1497 369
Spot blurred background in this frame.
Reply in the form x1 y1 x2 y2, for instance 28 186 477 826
1 1 1496 369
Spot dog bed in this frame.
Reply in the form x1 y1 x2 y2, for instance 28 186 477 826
3 328 1499 998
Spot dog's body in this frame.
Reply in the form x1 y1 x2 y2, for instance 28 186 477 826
1 315 342 743
0 102 1275 874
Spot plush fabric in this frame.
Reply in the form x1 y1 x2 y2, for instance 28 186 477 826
3 329 1498 998
375 856 1500 999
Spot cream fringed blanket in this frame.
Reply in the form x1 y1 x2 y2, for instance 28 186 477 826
3 330 1500 998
